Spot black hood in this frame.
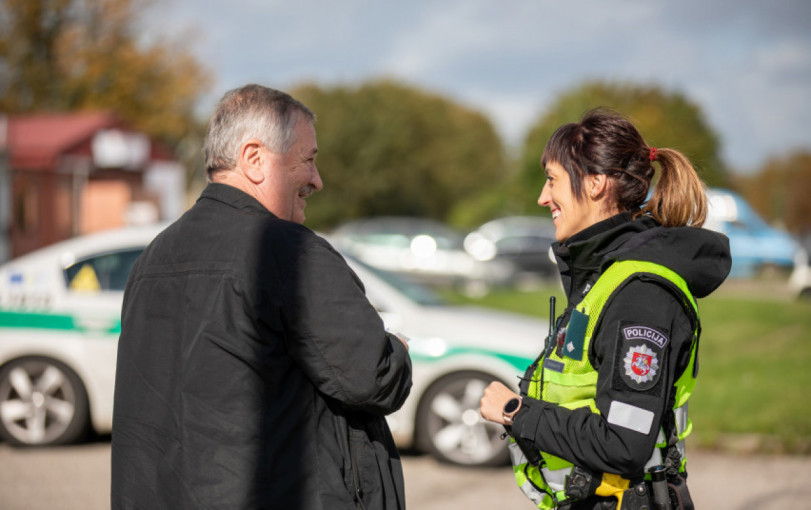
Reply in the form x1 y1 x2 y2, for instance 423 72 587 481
553 213 731 301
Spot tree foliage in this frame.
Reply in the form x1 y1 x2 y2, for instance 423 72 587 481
0 0 211 146
292 80 508 230
515 81 728 216
739 151 811 236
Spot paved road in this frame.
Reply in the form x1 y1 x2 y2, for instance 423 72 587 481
1 440 810 509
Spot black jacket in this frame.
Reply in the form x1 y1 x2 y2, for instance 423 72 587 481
111 183 412 509
510 212 730 508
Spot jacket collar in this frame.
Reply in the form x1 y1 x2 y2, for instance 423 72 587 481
198 182 277 218
553 212 655 305
552 211 731 303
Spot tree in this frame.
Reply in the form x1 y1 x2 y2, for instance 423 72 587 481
739 151 811 236
0 0 211 147
515 81 728 216
292 80 509 230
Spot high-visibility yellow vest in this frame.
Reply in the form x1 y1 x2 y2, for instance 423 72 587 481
511 260 699 509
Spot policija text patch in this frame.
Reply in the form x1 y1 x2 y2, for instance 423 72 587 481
619 323 669 390
622 325 669 348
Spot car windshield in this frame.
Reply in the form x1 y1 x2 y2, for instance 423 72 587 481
336 218 467 250
63 248 144 292
347 254 446 307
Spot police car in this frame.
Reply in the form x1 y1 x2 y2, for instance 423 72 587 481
0 224 545 466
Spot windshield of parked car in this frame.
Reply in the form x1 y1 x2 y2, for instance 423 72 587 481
63 249 144 292
347 254 447 307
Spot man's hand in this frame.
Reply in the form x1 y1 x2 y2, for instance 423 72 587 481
479 381 520 425
395 333 409 351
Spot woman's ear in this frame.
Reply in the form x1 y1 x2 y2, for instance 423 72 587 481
587 174 609 200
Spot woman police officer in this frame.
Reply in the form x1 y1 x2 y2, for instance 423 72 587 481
480 109 731 509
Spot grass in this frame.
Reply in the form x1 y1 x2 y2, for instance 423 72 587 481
440 280 811 454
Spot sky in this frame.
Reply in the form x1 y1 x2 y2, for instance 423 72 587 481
146 0 811 175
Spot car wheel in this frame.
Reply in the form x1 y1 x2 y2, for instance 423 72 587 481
0 357 90 446
416 371 510 467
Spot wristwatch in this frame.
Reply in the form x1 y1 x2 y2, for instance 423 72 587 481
503 397 523 425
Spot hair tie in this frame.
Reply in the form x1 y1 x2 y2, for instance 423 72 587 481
649 147 658 161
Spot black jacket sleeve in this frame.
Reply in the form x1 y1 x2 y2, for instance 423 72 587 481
510 279 695 475
278 238 412 415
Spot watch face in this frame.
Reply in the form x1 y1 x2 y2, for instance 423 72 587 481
504 398 520 414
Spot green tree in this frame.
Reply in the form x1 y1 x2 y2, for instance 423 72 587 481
292 80 508 230
515 81 728 216
740 151 811 235
0 0 211 147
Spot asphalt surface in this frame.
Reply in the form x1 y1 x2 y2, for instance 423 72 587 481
1 440 810 509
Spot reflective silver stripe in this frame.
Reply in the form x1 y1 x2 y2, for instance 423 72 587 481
675 404 688 434
675 404 689 460
607 400 654 434
541 465 572 492
519 480 546 505
511 441 564 502
509 440 528 466
644 430 665 471
650 435 686 467
645 405 690 470
510 442 547 506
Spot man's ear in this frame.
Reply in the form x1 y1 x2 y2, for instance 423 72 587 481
239 140 265 184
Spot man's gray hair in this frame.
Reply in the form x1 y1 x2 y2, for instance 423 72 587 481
204 84 316 179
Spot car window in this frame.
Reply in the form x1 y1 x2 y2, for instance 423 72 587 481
64 249 144 292
352 233 411 248
367 264 446 306
496 235 553 253
345 254 446 307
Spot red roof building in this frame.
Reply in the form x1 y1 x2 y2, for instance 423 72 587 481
0 112 185 261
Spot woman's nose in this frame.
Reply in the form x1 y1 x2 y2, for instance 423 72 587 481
538 182 550 207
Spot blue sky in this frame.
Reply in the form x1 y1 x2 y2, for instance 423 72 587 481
147 0 811 175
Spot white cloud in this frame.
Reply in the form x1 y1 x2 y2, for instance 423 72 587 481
142 0 811 172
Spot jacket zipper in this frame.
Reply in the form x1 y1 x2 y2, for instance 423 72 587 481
348 437 366 510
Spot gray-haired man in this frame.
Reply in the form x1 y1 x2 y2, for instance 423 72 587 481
112 84 412 509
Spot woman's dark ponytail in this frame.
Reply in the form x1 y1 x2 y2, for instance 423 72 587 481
639 147 707 227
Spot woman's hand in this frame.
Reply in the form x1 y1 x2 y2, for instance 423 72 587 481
479 381 520 425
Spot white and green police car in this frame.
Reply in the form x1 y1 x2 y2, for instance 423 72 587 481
0 225 545 466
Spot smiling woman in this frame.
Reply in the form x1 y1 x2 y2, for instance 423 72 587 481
539 161 618 242
537 110 707 243
479 109 731 510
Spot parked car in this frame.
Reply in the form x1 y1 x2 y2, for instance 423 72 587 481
704 188 800 278
789 235 811 300
464 216 558 285
0 225 546 467
330 216 513 295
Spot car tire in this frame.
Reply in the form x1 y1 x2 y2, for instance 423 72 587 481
415 371 511 467
0 357 90 446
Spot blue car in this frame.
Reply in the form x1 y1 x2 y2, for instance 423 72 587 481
704 188 799 278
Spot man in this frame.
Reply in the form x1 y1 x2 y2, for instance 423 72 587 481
111 85 413 509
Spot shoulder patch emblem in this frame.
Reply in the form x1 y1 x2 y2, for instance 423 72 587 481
623 344 659 384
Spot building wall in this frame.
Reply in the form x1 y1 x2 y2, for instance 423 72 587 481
10 170 75 259
80 180 132 234
2 115 186 261
0 150 10 264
